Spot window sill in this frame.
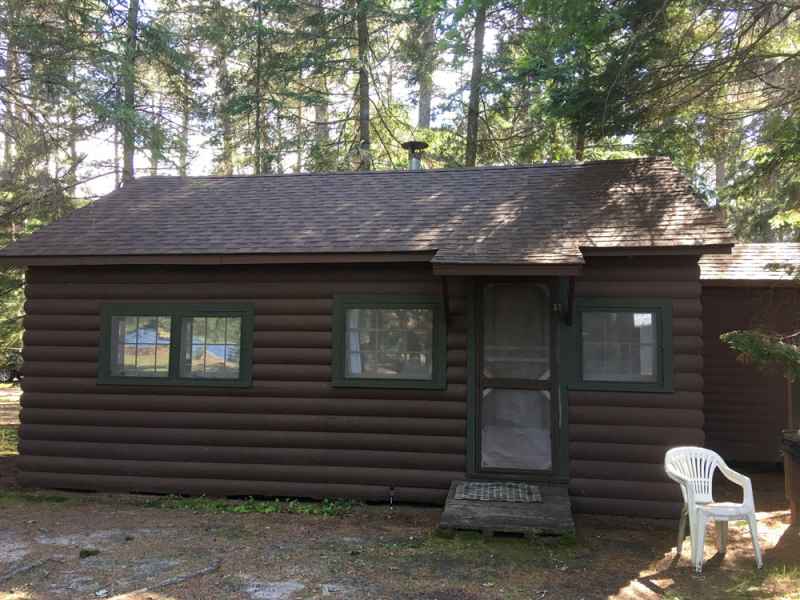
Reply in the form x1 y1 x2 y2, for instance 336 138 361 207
96 375 252 388
331 377 447 390
568 381 673 394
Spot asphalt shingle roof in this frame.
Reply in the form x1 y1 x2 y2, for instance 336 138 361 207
0 157 732 265
700 242 800 282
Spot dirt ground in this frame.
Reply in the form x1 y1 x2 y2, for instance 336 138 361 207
0 449 798 599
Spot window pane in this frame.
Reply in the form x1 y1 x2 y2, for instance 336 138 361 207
109 315 171 377
206 317 227 344
137 317 157 344
481 389 551 471
227 317 242 345
180 316 242 379
155 345 170 374
122 344 137 373
582 310 658 382
136 344 156 373
345 307 434 380
483 283 550 380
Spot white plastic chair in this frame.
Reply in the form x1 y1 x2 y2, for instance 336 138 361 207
664 446 763 573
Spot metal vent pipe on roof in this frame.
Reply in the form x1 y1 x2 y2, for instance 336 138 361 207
401 140 428 171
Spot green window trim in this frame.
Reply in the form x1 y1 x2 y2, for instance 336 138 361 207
570 297 673 393
98 303 255 387
331 295 447 390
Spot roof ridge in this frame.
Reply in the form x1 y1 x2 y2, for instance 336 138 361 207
132 156 671 182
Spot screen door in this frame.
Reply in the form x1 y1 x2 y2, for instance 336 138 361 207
477 281 555 473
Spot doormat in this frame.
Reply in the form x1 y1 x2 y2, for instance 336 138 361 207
454 481 542 503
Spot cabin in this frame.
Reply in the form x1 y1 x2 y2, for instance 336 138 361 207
700 243 800 464
0 157 735 520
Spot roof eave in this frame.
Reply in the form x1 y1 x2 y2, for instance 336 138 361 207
0 250 438 267
701 278 800 288
580 243 733 257
432 263 583 277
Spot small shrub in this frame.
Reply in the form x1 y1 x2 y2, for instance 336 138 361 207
0 426 18 456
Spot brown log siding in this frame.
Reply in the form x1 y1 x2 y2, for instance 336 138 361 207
568 256 704 518
702 285 797 463
19 257 705 517
19 264 467 503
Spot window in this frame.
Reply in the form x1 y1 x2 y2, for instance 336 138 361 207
110 315 172 377
574 299 672 392
332 296 446 389
99 304 254 386
180 316 243 379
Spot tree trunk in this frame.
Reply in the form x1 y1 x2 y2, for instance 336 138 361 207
179 91 190 176
575 126 585 161
715 156 726 190
314 88 329 146
464 2 486 167
121 0 140 184
68 82 79 196
295 100 303 173
386 54 393 104
253 1 264 175
149 94 160 175
417 15 435 129
114 124 121 188
212 0 233 176
217 53 233 176
3 9 18 167
356 0 370 170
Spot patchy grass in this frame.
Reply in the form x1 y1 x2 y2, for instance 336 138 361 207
391 530 576 563
0 425 18 456
727 564 800 599
374 530 578 577
0 489 71 504
142 494 358 517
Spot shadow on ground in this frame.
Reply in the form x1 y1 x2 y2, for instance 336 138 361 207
0 462 796 599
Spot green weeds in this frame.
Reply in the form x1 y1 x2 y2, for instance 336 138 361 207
0 426 18 456
142 494 357 517
727 564 800 599
0 489 70 504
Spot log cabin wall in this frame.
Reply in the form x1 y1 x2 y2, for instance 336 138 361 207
702 285 798 463
567 255 704 519
19 257 710 518
18 263 468 503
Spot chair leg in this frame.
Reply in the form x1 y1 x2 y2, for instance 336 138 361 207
746 513 763 569
717 520 728 554
687 509 697 564
693 511 708 573
676 506 688 557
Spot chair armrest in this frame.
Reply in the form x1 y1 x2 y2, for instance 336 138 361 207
664 465 691 505
719 462 755 508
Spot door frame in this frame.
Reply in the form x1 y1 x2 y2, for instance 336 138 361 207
465 276 570 483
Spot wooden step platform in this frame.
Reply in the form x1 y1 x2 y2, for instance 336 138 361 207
439 480 575 537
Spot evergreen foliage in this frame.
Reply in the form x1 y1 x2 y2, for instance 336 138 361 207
0 0 798 361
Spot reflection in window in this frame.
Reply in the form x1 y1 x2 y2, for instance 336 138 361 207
180 316 242 379
581 310 657 382
345 308 433 380
110 315 171 377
